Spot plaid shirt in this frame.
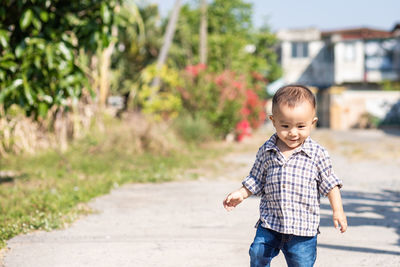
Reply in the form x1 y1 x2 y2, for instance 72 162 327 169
243 133 342 237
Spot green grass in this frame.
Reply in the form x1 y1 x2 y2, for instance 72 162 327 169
0 119 226 248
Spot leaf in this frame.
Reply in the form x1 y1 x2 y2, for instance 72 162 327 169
0 52 15 61
0 60 18 69
45 45 54 69
101 3 111 24
42 95 53 103
22 76 35 105
38 102 49 118
15 45 25 58
13 78 23 87
0 79 23 103
20 9 34 30
58 42 73 61
34 55 42 68
32 17 42 31
0 30 9 48
0 86 12 104
40 11 49 22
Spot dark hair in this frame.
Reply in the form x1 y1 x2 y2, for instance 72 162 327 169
272 85 316 111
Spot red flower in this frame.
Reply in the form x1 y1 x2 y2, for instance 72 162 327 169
185 63 207 77
233 81 244 90
246 90 259 107
236 119 251 142
240 107 251 116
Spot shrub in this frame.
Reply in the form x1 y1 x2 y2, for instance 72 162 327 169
173 114 214 143
178 64 266 139
135 64 183 121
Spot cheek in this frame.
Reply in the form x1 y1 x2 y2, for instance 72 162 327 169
277 130 288 136
300 128 311 136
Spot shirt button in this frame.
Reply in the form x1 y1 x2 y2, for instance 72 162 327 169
282 184 286 189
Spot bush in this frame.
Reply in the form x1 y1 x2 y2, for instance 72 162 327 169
173 114 214 143
178 64 266 139
134 64 183 121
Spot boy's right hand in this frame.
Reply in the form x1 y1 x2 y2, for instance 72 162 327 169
223 186 252 211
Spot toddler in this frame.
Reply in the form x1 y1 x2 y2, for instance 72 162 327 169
223 85 347 267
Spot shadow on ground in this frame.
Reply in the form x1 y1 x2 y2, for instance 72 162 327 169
381 127 400 137
320 190 400 256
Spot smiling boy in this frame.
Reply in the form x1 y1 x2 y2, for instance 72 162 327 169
223 85 347 267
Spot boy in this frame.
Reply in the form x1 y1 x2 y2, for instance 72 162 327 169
223 85 347 267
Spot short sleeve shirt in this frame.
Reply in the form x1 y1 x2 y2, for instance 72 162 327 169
242 133 342 237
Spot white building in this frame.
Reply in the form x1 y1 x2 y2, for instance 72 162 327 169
276 25 400 88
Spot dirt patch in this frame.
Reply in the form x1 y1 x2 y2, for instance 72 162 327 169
312 129 400 162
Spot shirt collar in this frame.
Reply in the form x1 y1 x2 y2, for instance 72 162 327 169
265 133 314 158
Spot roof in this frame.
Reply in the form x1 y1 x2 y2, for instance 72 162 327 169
392 23 400 32
321 27 393 40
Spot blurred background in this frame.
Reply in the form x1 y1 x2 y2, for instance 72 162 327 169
0 0 399 255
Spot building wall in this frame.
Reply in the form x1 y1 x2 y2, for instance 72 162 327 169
334 41 365 84
281 40 334 86
278 29 400 87
327 89 400 130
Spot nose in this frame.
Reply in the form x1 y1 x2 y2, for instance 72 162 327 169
289 128 298 137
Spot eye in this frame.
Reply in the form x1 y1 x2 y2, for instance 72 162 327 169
298 125 306 129
281 125 289 128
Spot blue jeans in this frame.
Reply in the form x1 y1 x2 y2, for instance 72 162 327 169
249 225 317 267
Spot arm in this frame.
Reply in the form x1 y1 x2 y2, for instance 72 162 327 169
327 186 347 233
223 186 252 211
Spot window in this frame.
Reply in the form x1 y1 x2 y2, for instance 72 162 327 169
291 42 309 58
344 42 356 61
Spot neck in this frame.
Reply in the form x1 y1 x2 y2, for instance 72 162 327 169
276 138 302 159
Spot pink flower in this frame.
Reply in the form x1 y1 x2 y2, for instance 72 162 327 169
185 63 207 77
233 81 244 90
236 119 251 142
246 90 259 107
240 107 251 116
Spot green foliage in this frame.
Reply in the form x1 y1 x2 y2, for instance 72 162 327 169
382 80 400 91
110 0 280 136
172 0 281 81
135 64 183 120
173 113 214 143
110 3 161 96
0 0 123 118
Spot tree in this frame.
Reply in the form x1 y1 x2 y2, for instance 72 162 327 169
199 0 207 64
151 0 182 88
110 3 157 99
171 0 281 82
0 0 123 118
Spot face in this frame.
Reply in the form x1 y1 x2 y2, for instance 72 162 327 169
270 101 318 150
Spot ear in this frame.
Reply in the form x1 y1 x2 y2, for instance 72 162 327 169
312 117 318 125
269 115 275 123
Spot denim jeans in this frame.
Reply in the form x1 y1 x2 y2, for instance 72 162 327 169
249 225 317 267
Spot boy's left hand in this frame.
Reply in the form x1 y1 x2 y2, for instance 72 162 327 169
332 210 347 233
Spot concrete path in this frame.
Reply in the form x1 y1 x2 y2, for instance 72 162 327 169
2 128 400 266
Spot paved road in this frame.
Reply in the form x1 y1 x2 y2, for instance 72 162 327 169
3 128 400 266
